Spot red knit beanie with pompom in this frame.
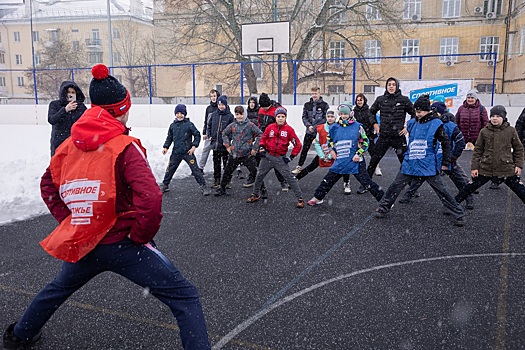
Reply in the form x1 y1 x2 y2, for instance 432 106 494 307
89 64 131 117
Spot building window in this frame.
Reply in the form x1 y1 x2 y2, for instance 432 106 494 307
35 53 41 65
439 37 458 63
88 52 103 64
403 0 421 20
113 51 122 63
442 0 460 18
0 76 5 87
365 40 382 63
71 29 79 33
251 58 263 80
329 0 345 24
329 40 345 67
89 29 101 46
17 76 24 86
14 32 21 42
508 33 514 59
484 0 503 15
401 39 419 63
364 85 378 93
0 32 2 43
72 41 80 51
366 4 381 20
0 53 4 64
477 84 495 93
32 31 39 42
328 85 345 93
480 36 499 61
112 28 120 39
50 30 59 41
15 54 22 65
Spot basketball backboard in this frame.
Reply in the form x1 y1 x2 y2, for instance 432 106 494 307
241 22 290 55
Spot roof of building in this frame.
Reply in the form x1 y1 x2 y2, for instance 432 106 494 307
0 0 152 21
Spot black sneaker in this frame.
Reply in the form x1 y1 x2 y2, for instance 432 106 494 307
214 187 226 196
356 185 368 194
3 323 42 350
261 188 268 199
374 208 387 218
454 217 465 227
465 197 474 210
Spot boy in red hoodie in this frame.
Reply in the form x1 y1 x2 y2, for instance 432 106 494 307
247 107 305 208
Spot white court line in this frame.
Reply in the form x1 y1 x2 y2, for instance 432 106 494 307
212 252 525 349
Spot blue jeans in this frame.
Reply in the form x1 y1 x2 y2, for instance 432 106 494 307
14 238 210 350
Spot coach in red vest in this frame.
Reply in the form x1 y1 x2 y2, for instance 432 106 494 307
3 64 211 350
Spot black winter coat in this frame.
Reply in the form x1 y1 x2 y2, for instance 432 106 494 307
353 96 376 137
163 118 201 154
202 101 219 136
302 97 329 135
515 107 525 145
369 86 415 138
48 81 87 155
207 108 235 151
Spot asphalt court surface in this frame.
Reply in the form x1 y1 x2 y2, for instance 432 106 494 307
1 150 525 349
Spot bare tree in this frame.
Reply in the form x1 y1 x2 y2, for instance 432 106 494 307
25 29 89 99
154 0 407 95
112 19 156 97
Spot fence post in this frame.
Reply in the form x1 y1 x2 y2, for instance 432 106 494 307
71 68 75 82
352 58 356 103
148 65 153 105
293 60 297 105
192 64 196 105
418 56 423 80
491 53 497 106
240 62 244 104
32 69 38 105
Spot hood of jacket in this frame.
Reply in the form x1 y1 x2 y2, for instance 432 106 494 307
58 81 86 105
384 77 401 96
354 95 368 108
247 97 259 112
440 112 456 124
71 106 127 152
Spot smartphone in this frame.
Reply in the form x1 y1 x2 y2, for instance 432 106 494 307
67 94 75 102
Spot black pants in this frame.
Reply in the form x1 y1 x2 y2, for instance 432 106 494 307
296 156 350 183
163 153 206 187
220 155 258 189
367 135 407 177
213 149 229 181
298 133 316 167
456 175 525 204
314 161 383 201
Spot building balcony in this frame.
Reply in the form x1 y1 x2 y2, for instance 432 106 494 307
85 38 102 47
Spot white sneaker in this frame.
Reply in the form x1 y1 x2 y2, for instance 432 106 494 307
375 167 383 176
291 166 302 175
307 197 324 206
344 182 351 195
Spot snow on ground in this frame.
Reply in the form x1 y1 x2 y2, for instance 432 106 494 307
0 125 204 225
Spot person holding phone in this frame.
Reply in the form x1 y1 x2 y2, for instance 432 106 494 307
48 81 87 156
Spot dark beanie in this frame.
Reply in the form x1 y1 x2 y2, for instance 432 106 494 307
89 64 131 117
490 105 507 122
414 94 431 112
431 101 447 115
259 93 271 108
274 107 287 117
217 95 228 106
174 104 187 116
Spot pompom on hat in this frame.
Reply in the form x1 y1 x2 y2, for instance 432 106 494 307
89 64 131 117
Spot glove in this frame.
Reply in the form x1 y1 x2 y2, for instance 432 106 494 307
289 154 295 161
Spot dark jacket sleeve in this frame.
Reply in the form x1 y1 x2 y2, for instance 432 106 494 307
435 125 451 167
368 98 380 125
189 122 201 148
47 101 67 125
405 97 415 119
450 126 466 162
515 108 525 145
121 144 163 244
203 107 209 136
511 128 525 168
302 101 310 126
163 123 174 149
41 167 71 223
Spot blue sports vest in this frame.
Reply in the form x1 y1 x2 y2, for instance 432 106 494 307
329 121 362 174
436 121 457 170
402 118 442 176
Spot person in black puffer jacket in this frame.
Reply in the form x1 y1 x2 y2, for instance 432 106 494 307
367 77 415 178
246 96 259 125
48 81 87 156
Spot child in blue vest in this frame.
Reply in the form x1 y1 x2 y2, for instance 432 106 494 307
398 101 474 209
307 104 384 206
374 94 465 226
